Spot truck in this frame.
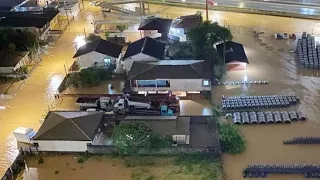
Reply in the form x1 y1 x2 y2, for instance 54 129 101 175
114 97 151 110
128 105 173 116
76 97 114 110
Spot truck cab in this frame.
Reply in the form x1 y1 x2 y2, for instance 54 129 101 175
160 105 174 116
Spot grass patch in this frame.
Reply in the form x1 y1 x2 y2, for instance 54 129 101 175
124 157 155 167
131 168 155 180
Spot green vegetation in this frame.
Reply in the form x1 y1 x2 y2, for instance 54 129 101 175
219 123 246 154
86 33 101 42
65 67 113 88
36 156 44 164
105 31 111 39
116 24 128 33
16 66 28 74
112 122 173 154
188 21 232 80
0 27 38 54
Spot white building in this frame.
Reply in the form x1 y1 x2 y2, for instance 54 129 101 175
123 37 166 72
127 60 213 97
0 52 31 74
73 39 123 73
32 111 104 152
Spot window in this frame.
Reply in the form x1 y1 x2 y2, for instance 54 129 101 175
104 58 111 66
203 80 210 87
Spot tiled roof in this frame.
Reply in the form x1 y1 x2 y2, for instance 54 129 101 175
216 41 249 64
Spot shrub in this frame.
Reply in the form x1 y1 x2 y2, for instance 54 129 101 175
219 124 246 154
77 157 84 163
37 156 44 164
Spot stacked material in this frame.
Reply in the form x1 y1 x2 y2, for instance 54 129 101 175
296 32 320 69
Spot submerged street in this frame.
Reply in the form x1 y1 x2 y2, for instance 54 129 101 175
1 2 320 179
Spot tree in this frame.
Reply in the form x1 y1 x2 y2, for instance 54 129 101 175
113 122 152 154
86 33 101 42
219 124 246 154
116 24 128 33
7 43 16 53
112 122 172 154
187 21 232 61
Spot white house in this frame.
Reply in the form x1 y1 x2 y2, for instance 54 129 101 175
123 37 166 72
127 60 213 97
123 116 190 145
170 14 202 42
73 39 123 73
0 52 31 74
32 111 104 152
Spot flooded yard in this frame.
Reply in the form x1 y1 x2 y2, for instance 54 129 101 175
1 2 320 179
20 154 222 180
212 33 320 180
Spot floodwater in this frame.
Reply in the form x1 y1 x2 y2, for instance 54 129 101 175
0 2 320 179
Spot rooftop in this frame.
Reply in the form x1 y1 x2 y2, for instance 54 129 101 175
172 14 202 30
123 37 166 59
138 17 172 33
128 60 213 80
33 111 104 141
0 10 59 28
73 39 123 58
216 41 249 64
0 51 29 67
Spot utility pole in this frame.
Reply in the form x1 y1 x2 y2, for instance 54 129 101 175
83 28 87 43
206 0 209 21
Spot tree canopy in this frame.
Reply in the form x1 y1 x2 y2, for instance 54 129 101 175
112 122 172 154
187 21 232 60
66 67 113 88
86 33 101 42
219 123 246 154
0 27 38 54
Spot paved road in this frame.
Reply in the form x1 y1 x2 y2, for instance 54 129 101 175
165 0 320 15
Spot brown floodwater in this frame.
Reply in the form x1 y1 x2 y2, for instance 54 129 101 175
0 2 320 179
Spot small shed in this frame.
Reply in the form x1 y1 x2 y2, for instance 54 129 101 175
216 41 249 71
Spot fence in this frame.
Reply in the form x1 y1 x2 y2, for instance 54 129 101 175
87 144 220 157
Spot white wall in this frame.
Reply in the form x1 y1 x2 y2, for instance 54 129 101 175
169 28 186 42
132 79 211 91
77 52 117 69
0 67 14 74
35 140 91 152
124 53 158 72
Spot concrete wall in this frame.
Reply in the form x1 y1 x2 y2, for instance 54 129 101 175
124 53 158 72
76 52 118 69
36 140 91 152
87 145 219 157
132 79 211 91
0 53 30 74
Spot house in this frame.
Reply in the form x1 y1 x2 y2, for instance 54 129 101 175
123 116 190 144
138 17 172 39
0 10 60 40
73 39 123 72
170 14 202 42
216 41 249 71
0 51 31 74
32 111 104 152
128 60 213 97
123 37 166 72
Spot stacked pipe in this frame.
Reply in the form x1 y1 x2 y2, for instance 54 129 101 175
221 94 300 110
232 111 307 125
283 137 320 144
296 32 320 70
243 164 320 178
222 81 269 85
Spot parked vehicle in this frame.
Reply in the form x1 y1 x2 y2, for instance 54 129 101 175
114 97 151 110
274 33 289 39
128 105 174 116
76 97 114 110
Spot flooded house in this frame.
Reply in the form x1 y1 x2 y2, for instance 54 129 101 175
138 17 172 39
127 60 213 98
122 37 166 72
216 41 249 71
72 39 123 73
